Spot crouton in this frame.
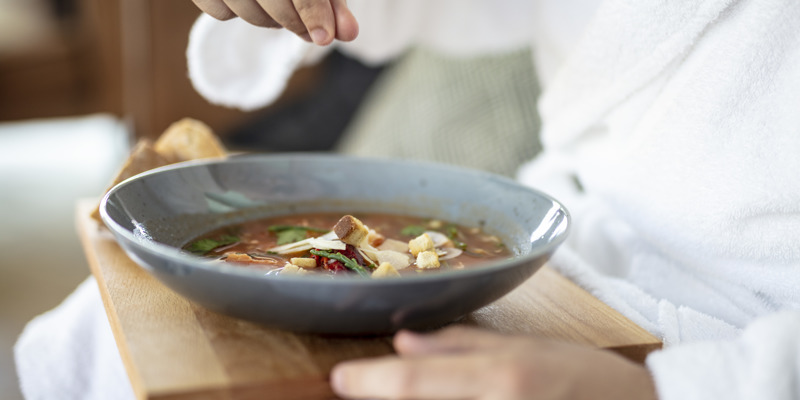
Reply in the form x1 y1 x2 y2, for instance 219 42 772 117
408 233 434 256
280 263 309 275
290 257 318 269
416 250 440 269
372 262 401 278
333 215 369 245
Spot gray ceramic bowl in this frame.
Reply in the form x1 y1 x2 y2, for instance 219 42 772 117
100 154 569 334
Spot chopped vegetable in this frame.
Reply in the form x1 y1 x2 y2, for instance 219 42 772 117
186 235 239 255
310 249 371 277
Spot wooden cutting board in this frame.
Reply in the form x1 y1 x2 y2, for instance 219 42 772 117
76 199 661 400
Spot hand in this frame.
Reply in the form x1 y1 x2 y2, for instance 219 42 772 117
331 326 659 400
191 0 358 45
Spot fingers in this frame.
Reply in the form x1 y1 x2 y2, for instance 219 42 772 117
395 326 508 356
192 0 236 20
253 0 309 40
330 0 358 41
292 0 336 45
331 354 487 400
193 0 357 45
251 0 333 45
222 0 280 27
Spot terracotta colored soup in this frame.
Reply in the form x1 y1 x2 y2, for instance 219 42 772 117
183 212 510 278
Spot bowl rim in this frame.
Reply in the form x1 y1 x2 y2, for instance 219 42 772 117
99 153 571 287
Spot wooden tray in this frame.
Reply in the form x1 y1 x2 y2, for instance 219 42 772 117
76 200 661 400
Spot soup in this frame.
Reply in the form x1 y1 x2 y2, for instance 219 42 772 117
184 212 510 278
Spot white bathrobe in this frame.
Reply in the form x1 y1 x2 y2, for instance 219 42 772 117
186 0 800 397
15 0 800 399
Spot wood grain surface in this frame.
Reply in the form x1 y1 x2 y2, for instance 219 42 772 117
76 200 661 400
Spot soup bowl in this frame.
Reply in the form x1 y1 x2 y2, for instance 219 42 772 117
100 154 570 334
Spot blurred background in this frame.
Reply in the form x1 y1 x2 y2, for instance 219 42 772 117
0 0 541 397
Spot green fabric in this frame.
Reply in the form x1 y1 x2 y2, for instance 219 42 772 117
337 47 542 177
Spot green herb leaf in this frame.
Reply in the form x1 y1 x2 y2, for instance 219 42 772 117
268 225 329 233
269 224 331 245
275 229 308 245
309 249 371 278
186 234 239 255
400 225 426 237
445 225 468 250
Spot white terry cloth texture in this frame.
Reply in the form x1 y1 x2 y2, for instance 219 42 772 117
14 277 135 400
15 0 800 399
515 0 800 398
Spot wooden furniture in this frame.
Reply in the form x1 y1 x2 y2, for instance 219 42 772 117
76 200 662 400
0 0 320 139
0 0 109 120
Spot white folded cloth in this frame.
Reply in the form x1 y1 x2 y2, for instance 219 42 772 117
187 15 315 111
14 277 134 400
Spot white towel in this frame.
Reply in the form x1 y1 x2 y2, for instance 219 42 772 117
14 277 134 400
187 15 318 111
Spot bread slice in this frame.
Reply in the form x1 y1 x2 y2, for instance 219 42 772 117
153 118 226 163
92 117 227 224
90 139 168 221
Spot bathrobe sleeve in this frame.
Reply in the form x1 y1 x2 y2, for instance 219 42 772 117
646 311 800 400
517 0 800 398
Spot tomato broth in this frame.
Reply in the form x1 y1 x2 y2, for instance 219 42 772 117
184 212 510 278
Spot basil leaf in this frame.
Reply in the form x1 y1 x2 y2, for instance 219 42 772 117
400 225 426 237
268 225 329 233
276 229 308 245
186 234 239 255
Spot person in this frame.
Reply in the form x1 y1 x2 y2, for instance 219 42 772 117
186 0 800 399
13 1 800 399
